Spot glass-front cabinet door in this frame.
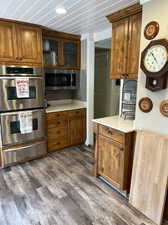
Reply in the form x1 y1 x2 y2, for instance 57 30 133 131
43 39 59 66
63 41 78 67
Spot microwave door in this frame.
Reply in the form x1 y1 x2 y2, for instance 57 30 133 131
0 77 44 111
45 73 72 90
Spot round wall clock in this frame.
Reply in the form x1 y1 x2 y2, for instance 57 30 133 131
160 100 168 117
141 39 168 91
144 21 159 40
139 97 153 113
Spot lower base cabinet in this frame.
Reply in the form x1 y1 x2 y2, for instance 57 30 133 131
47 108 86 152
93 123 135 193
98 135 124 189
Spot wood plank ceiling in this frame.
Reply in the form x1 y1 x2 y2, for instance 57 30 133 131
0 0 138 34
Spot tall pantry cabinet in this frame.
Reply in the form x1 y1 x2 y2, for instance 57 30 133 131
107 3 142 79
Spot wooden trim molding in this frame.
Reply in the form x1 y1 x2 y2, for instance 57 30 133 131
42 26 81 41
106 3 142 23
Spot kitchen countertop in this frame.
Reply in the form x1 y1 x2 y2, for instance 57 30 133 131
46 99 86 113
92 115 135 133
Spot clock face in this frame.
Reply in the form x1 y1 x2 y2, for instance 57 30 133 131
144 45 168 72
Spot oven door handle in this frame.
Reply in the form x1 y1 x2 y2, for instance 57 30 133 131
3 142 44 152
0 76 43 80
0 109 44 116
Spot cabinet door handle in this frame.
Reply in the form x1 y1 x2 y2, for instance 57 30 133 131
122 73 128 78
57 121 61 125
120 148 124 151
107 130 113 135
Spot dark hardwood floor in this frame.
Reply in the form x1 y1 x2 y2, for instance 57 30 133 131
0 146 163 225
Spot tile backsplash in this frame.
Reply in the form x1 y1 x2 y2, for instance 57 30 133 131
45 90 73 101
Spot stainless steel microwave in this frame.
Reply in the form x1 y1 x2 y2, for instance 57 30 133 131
45 70 80 90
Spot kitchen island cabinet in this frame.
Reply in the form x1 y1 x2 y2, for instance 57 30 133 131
93 116 135 193
47 108 86 152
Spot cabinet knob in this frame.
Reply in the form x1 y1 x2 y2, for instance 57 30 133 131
122 74 128 78
107 130 113 135
16 57 19 60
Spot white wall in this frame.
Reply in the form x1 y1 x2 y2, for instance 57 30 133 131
135 0 168 136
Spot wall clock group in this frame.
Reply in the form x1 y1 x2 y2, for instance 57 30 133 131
139 21 168 117
141 21 168 92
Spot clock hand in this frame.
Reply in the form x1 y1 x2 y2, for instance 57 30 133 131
151 52 158 64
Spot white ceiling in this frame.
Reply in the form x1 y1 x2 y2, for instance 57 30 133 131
0 0 138 35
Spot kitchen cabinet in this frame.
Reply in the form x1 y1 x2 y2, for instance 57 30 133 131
98 135 123 189
42 29 81 70
63 40 79 67
16 24 42 64
47 108 86 152
0 19 42 66
0 21 17 62
69 109 86 145
107 3 142 79
93 123 134 193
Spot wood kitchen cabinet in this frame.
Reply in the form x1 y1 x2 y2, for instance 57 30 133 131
47 108 86 152
0 21 17 62
93 123 134 193
107 4 142 79
42 28 81 70
0 19 42 66
69 109 86 145
16 24 42 64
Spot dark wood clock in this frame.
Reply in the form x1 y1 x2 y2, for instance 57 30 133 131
141 39 168 91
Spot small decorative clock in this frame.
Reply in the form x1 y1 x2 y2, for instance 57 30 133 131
141 39 168 91
144 21 159 40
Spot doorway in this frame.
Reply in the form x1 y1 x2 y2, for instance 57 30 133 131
94 39 120 119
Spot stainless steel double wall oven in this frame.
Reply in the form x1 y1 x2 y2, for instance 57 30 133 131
0 65 47 167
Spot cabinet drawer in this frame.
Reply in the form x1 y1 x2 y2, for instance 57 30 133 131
68 109 85 118
47 119 67 128
99 125 124 144
48 127 68 138
47 137 68 152
47 111 68 122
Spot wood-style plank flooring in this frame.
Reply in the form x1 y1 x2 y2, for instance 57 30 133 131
0 146 165 225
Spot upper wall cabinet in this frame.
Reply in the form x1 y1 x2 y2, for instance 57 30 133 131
0 20 42 66
107 4 142 79
0 21 17 62
42 29 81 70
16 25 42 64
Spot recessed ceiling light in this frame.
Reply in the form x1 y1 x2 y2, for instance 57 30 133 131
55 7 67 15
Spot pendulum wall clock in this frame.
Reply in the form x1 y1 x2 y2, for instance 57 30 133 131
141 39 168 91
